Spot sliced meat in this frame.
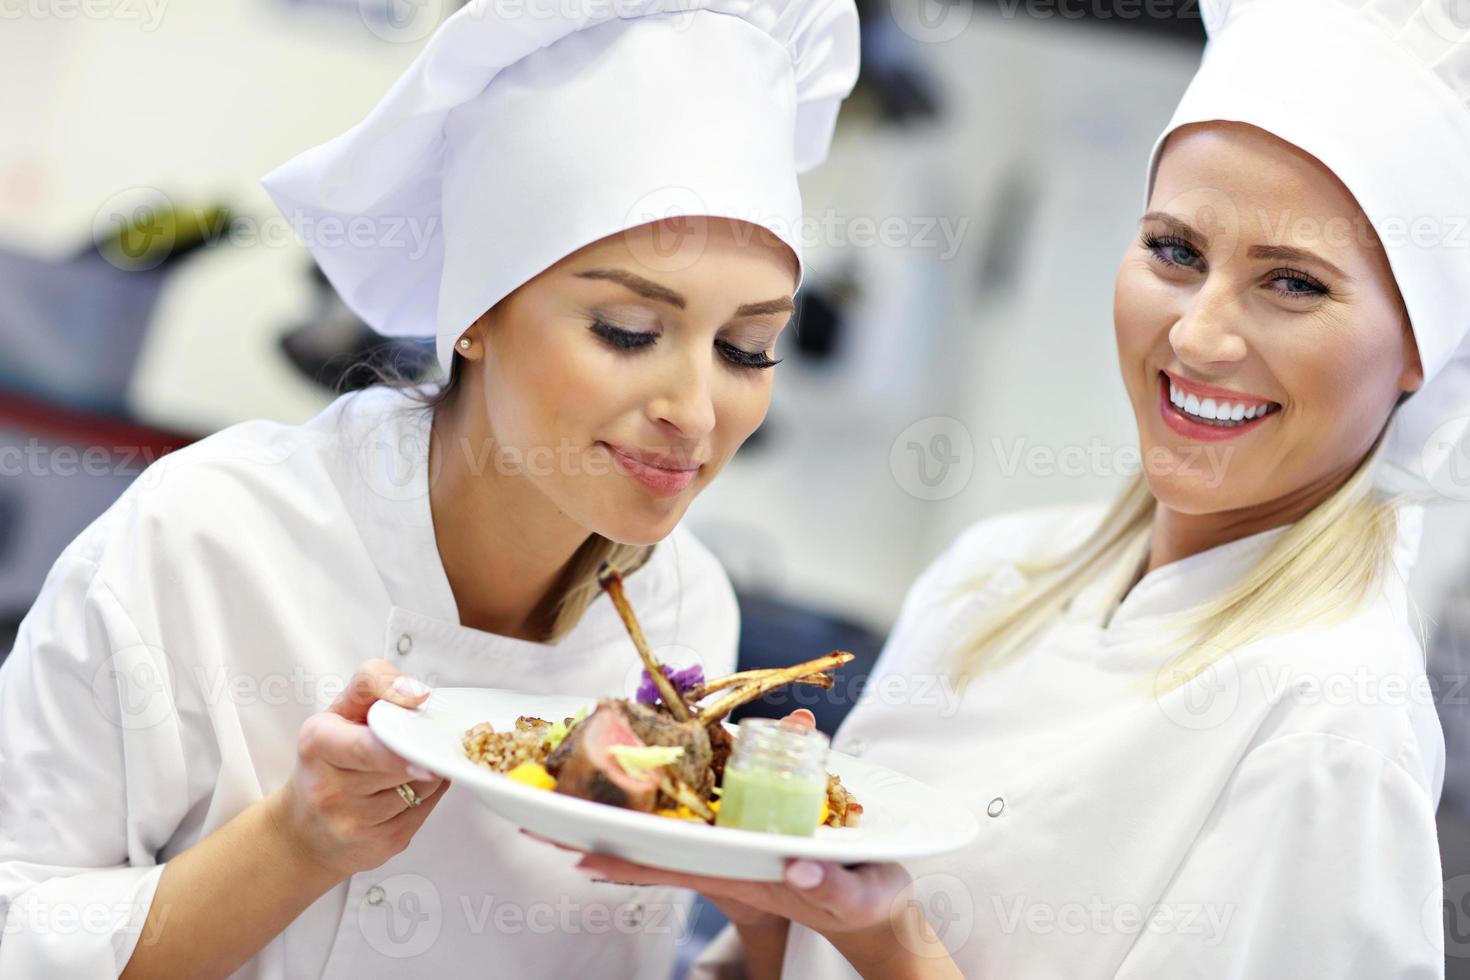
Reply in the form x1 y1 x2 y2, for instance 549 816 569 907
550 700 660 812
620 700 714 796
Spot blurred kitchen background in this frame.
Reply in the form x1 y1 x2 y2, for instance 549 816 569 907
5 0 1470 974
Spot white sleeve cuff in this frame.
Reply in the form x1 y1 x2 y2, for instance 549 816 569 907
0 862 167 978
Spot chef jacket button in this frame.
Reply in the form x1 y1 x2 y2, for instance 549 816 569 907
366 884 386 905
396 633 413 656
621 903 644 927
986 796 1005 818
845 737 868 756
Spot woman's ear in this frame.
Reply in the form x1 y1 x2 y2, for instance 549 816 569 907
458 307 498 361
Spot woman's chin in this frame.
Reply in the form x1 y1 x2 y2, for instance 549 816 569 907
588 501 688 548
1147 487 1223 516
1141 468 1234 517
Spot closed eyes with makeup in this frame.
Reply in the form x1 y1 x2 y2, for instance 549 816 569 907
588 317 783 370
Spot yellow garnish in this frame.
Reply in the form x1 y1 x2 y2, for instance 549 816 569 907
655 806 703 821
506 762 556 790
818 797 829 827
655 799 720 822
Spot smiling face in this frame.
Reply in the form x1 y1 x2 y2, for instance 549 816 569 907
1113 121 1423 516
456 215 797 546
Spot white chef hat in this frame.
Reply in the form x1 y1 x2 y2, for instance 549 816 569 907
260 0 860 379
1143 0 1470 502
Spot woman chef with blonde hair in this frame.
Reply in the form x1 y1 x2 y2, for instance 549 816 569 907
0 1 858 976
577 1 1470 976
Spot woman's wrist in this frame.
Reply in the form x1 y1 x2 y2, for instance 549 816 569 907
824 903 963 980
261 786 348 889
122 790 351 979
731 918 790 980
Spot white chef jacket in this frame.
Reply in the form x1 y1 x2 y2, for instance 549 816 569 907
698 503 1446 978
0 383 740 979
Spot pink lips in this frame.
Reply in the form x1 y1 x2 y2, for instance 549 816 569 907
601 443 702 498
1157 371 1281 443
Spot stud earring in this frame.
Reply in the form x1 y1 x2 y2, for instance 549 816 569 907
458 337 471 350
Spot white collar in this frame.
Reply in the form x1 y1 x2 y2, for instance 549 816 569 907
1069 522 1294 637
334 385 462 624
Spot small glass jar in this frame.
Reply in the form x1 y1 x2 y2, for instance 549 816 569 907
715 718 830 836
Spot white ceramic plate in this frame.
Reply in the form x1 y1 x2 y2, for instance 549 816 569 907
368 687 979 881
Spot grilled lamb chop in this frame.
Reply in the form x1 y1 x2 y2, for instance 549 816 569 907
620 700 714 795
546 699 715 797
546 699 661 811
535 564 857 821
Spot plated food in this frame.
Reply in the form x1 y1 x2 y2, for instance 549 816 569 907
460 563 862 835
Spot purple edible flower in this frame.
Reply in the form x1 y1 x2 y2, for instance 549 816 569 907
636 664 706 705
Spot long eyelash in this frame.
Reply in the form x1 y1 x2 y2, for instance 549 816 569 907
1141 233 1202 269
1142 236 1333 301
592 318 780 369
590 318 657 351
1269 267 1331 299
717 340 781 370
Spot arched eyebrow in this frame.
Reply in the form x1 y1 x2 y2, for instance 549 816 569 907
575 267 794 317
1247 244 1350 281
731 297 795 317
1141 213 1351 280
1140 211 1208 247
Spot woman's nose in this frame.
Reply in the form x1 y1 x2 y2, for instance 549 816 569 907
647 355 717 439
1167 280 1248 367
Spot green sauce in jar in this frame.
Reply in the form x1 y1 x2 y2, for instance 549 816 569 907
714 718 829 837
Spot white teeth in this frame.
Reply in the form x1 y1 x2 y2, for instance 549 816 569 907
1165 376 1273 426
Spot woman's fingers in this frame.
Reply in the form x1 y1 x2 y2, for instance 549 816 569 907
300 711 436 782
783 860 866 909
328 658 431 723
576 852 912 936
777 708 817 730
782 860 914 933
279 660 446 876
367 776 452 825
